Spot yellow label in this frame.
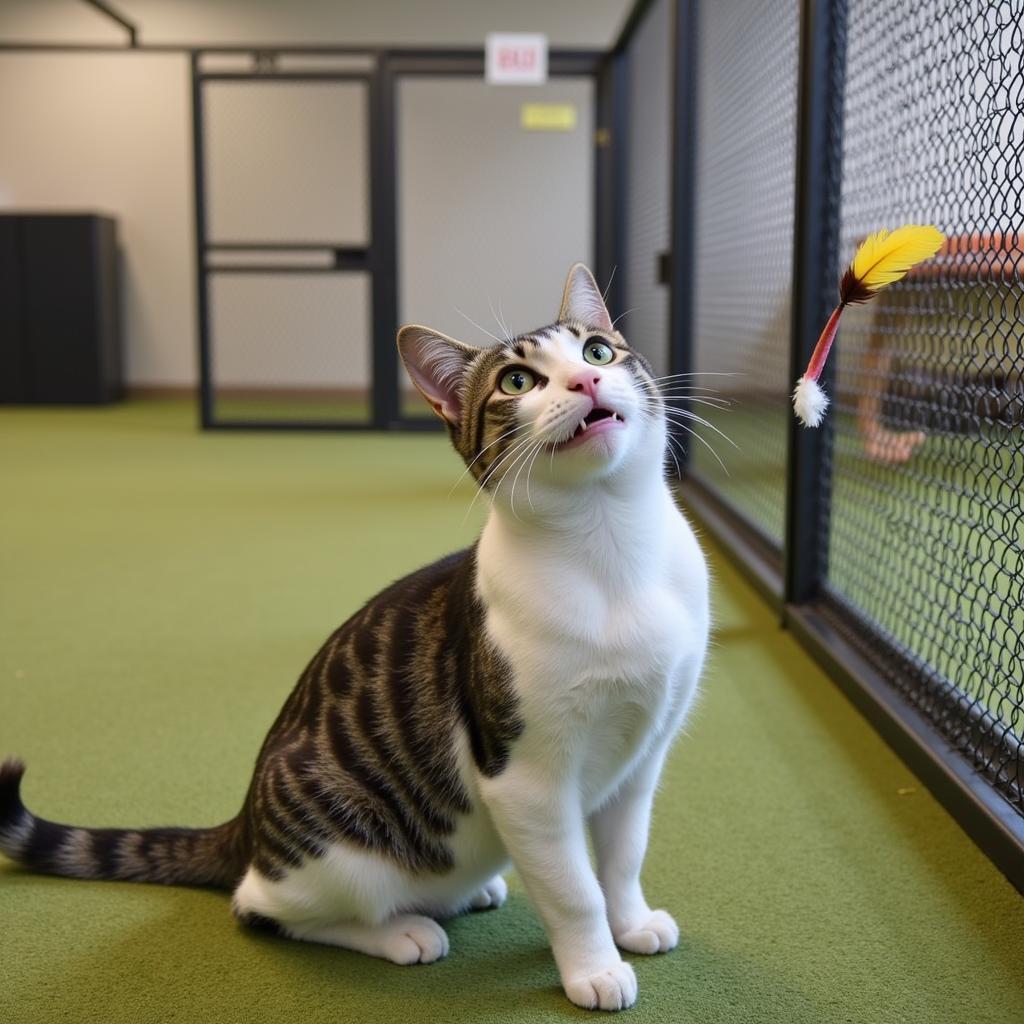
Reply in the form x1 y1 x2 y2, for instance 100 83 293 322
520 103 578 132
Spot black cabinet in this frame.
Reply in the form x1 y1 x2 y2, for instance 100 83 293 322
0 213 122 404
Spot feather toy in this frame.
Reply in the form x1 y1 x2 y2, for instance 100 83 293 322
792 224 946 427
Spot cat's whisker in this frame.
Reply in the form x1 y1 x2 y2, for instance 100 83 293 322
493 437 544 522
663 432 684 479
650 393 733 410
488 430 539 485
663 409 739 450
449 421 532 495
498 298 514 343
488 296 514 344
666 419 731 476
611 306 637 329
635 394 734 423
526 440 547 507
455 306 504 346
471 444 522 511
634 388 738 442
661 415 733 454
521 440 547 514
465 431 538 523
507 440 544 520
655 389 729 401
601 265 617 304
647 371 744 381
653 382 730 395
669 435 691 479
465 443 519 522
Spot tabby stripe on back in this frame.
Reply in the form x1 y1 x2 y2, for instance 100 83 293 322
0 534 521 889
321 702 437 866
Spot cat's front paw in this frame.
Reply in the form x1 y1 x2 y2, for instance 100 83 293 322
468 874 508 910
613 909 678 955
563 961 637 1011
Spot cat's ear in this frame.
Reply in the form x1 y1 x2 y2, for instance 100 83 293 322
558 262 613 332
397 325 478 425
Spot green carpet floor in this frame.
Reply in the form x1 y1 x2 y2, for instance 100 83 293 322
1 400 1021 1024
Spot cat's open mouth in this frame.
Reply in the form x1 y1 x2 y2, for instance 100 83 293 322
552 407 625 451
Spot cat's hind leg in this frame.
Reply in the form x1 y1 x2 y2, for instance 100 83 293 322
282 914 450 965
467 873 508 910
232 858 450 964
235 901 449 964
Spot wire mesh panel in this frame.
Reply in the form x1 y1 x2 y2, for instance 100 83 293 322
689 0 800 548
621 0 672 378
825 0 1023 811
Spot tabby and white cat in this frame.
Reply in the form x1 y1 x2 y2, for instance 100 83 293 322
0 264 709 1011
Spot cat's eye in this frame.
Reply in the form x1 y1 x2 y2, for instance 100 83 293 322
583 340 615 366
499 367 537 396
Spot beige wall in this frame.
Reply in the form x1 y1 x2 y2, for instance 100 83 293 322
398 77 595 342
0 1 127 45
0 52 196 387
0 1 629 389
0 0 631 49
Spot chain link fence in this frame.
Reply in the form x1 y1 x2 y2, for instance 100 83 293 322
690 0 801 547
683 0 1023 819
824 0 1023 811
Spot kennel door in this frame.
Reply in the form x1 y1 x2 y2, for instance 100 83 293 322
198 73 372 426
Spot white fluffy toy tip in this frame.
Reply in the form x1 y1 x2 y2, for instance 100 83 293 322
793 375 829 428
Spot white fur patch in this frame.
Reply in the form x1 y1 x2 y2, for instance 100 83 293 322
793 375 829 427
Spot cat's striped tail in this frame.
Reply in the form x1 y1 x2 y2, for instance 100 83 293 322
0 758 248 889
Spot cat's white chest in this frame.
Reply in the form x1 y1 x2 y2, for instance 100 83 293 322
477 491 709 805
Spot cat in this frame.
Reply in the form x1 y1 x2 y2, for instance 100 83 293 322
0 263 709 1012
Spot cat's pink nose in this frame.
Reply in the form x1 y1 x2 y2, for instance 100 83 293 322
567 371 602 400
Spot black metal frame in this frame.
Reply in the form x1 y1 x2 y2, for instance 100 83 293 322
594 51 626 321
190 46 603 432
4 18 602 432
190 55 397 431
80 0 137 47
666 0 698 473
786 603 1024 890
646 0 1024 890
601 0 696 473
783 0 845 605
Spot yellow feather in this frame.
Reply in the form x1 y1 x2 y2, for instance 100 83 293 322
850 224 945 293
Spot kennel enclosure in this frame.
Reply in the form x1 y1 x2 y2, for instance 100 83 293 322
2 0 1021 889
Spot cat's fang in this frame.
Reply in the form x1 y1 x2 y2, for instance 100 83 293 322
579 419 588 432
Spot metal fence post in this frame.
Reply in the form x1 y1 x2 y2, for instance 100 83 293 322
369 52 400 430
595 51 626 321
668 0 698 472
784 0 847 604
190 52 214 430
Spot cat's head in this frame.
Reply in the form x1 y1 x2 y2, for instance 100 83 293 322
397 264 666 500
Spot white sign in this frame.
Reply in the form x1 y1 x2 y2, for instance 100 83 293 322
485 33 548 85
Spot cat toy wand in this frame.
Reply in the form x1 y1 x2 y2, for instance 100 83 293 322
792 224 946 427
